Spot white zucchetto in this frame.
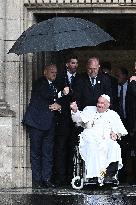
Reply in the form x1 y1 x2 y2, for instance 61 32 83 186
101 94 110 103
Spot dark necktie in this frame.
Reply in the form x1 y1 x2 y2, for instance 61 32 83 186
69 75 75 92
70 75 75 85
50 82 57 101
119 84 124 119
91 77 95 87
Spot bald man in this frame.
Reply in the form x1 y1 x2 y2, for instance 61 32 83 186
23 64 68 189
73 57 113 111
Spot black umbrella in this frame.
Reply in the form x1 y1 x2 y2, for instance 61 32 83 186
8 17 114 55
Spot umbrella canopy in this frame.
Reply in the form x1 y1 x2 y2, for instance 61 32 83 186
8 17 114 55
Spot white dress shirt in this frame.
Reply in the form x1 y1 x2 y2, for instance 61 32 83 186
89 76 97 86
67 70 76 84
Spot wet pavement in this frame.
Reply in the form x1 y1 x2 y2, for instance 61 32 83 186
0 185 136 205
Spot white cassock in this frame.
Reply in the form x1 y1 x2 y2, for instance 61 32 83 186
71 106 128 179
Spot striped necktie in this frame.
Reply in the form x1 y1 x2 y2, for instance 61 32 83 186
91 77 95 87
50 82 57 101
119 84 124 119
70 75 75 85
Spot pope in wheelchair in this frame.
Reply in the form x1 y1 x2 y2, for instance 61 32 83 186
70 94 128 189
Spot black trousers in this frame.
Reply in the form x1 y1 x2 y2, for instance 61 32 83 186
106 162 118 177
53 116 80 184
28 124 55 185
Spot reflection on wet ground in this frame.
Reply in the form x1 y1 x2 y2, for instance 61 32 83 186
0 185 136 205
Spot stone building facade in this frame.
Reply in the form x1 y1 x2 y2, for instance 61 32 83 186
0 0 136 188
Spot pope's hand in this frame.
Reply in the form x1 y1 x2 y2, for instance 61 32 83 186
110 131 118 141
63 86 69 95
70 101 78 113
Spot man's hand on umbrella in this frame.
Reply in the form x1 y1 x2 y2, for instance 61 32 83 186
49 102 61 111
62 86 69 95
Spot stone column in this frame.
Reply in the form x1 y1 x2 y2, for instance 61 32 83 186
0 0 6 103
0 0 16 188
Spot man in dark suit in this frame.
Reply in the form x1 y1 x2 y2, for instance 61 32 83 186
101 61 118 111
125 74 136 184
117 67 129 125
126 75 136 133
53 55 81 186
116 67 129 183
74 57 112 111
23 64 68 189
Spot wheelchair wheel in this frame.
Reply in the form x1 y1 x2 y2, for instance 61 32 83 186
71 176 83 190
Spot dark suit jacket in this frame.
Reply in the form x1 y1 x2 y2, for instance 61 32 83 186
73 73 112 110
23 77 58 131
104 73 118 111
55 69 80 90
55 71 81 117
126 80 136 132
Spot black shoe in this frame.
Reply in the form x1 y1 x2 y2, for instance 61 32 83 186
88 177 98 184
55 181 66 187
103 176 118 184
32 181 42 189
42 181 56 188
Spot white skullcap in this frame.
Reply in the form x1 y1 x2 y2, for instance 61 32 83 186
101 94 110 102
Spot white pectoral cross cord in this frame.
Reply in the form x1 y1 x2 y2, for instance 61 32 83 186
91 121 95 127
91 110 108 127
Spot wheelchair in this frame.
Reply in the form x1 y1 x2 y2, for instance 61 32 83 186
71 144 119 190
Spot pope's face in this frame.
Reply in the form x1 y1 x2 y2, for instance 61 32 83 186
97 97 110 113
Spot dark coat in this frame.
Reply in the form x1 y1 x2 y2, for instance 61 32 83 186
73 73 112 110
22 77 59 131
55 70 81 91
55 71 81 117
126 80 136 132
104 73 118 111
53 71 82 183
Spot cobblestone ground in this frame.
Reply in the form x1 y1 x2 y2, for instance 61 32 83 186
0 185 136 205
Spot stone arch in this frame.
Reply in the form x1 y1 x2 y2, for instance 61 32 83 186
21 5 136 187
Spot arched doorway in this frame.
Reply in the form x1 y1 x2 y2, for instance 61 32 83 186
24 10 136 186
